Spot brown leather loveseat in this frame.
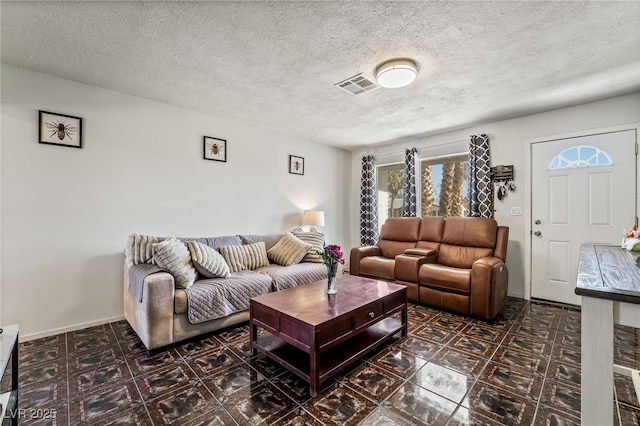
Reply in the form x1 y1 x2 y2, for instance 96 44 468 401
350 216 509 320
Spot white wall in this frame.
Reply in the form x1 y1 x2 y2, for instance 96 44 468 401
1 65 352 338
351 93 640 299
0 41 2 325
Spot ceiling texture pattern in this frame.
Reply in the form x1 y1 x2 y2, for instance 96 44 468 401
2 1 639 149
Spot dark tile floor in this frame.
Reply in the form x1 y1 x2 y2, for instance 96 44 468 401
3 297 640 425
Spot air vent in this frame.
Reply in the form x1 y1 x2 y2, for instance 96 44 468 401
334 73 379 95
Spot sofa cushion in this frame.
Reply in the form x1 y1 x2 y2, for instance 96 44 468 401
419 263 471 294
125 234 158 265
437 217 498 268
206 235 242 249
184 271 273 323
292 231 325 263
359 256 396 281
442 217 497 247
256 262 328 290
416 216 445 252
173 235 242 249
153 238 198 289
378 240 418 259
219 242 269 272
438 245 495 269
240 234 283 251
267 232 312 266
187 241 230 279
379 217 422 241
378 217 422 258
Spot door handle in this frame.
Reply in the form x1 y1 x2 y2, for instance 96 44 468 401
534 231 542 237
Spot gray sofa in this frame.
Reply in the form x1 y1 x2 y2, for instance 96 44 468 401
124 233 327 350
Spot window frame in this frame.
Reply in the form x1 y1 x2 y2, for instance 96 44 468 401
548 145 613 170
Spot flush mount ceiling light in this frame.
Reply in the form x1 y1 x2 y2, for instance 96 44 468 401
375 59 418 89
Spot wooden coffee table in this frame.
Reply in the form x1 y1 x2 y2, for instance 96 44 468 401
249 275 407 396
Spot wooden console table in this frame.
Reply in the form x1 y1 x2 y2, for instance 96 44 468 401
1 324 19 426
575 244 640 426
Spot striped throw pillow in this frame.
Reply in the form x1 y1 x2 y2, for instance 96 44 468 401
187 241 230 278
292 231 325 263
152 238 197 289
267 232 313 266
219 242 269 272
125 234 158 264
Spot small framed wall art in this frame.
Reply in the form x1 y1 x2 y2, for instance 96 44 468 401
203 136 227 162
39 110 83 148
289 155 304 175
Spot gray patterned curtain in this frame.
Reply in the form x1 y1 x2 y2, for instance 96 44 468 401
402 148 418 217
468 134 493 218
360 155 379 246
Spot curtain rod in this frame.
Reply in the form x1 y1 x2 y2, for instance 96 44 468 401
372 138 468 158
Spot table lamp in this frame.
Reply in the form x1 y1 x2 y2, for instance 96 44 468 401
302 210 325 232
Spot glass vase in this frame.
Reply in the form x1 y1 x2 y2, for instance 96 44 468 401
326 263 338 294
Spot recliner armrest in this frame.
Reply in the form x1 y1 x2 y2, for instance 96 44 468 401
470 257 508 320
350 246 381 276
404 248 437 257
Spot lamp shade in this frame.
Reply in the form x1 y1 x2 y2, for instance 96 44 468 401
376 59 418 89
302 210 325 227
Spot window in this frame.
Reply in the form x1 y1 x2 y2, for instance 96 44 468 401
377 163 405 228
549 145 612 170
420 154 469 217
376 153 469 231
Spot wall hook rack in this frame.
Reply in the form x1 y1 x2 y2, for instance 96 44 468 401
490 165 514 181
490 165 515 201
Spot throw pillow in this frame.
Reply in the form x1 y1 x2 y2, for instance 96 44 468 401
219 242 269 273
152 238 198 289
267 232 313 266
125 234 158 264
292 231 325 263
187 241 230 279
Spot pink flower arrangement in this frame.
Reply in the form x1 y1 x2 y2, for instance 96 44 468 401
318 244 345 268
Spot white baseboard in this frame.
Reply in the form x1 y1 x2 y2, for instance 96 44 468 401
19 315 125 342
507 291 525 299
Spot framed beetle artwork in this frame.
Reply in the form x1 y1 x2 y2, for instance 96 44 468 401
39 110 83 148
203 136 227 162
289 155 304 175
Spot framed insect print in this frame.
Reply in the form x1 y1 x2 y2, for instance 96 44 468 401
203 136 226 162
289 155 304 175
39 110 83 148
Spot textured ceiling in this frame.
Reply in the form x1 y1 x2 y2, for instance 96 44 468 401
2 1 639 150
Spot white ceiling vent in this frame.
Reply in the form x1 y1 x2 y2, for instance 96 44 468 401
334 73 379 95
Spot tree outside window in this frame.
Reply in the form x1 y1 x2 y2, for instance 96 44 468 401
421 155 469 217
377 163 405 229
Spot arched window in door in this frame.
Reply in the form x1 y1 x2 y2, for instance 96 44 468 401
549 145 613 170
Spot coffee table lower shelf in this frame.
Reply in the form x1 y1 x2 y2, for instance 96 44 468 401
252 317 403 394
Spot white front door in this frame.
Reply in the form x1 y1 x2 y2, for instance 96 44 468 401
531 130 637 305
